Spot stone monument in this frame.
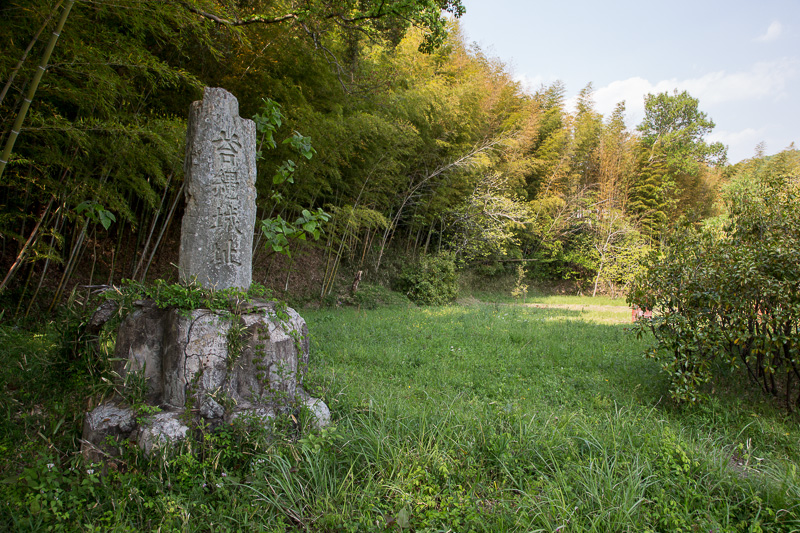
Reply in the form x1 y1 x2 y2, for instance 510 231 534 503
180 87 257 290
81 88 329 462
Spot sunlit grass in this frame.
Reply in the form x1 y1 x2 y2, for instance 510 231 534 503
464 288 629 308
524 294 629 306
305 303 660 416
3 301 799 531
299 301 800 531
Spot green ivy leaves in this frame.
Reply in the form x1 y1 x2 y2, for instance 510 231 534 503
253 98 329 258
259 208 330 258
76 200 116 230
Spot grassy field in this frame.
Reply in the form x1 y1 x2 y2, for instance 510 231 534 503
2 296 800 531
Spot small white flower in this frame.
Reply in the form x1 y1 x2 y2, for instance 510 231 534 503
46 463 54 470
86 469 95 475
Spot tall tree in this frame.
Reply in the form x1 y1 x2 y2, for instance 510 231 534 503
593 101 636 212
636 90 726 173
631 90 727 231
570 83 603 191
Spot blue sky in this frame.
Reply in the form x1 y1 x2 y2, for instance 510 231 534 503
458 0 800 163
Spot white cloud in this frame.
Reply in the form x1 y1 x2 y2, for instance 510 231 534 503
708 128 765 160
587 59 798 119
755 21 783 42
514 73 557 93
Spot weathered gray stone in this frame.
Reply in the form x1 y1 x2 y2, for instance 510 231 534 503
199 397 225 420
82 88 330 461
110 301 315 411
161 309 231 409
228 405 275 425
236 302 310 403
137 411 190 456
85 300 330 458
81 403 136 463
155 301 311 411
113 301 167 404
85 404 136 435
87 299 119 335
180 87 257 291
301 395 331 430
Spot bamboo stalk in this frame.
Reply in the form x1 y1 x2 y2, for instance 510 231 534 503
320 217 337 298
24 204 65 318
423 220 433 256
48 216 88 313
14 257 37 318
0 196 54 293
108 217 125 285
141 182 184 281
128 195 145 277
132 172 173 280
0 1 63 108
87 225 97 289
358 228 372 270
106 247 115 285
0 0 76 180
47 164 111 310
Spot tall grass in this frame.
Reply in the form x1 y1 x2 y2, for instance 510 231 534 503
1 299 799 531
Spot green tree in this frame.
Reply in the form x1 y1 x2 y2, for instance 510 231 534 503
628 147 672 234
631 90 726 231
593 101 636 213
637 90 726 172
629 148 800 408
524 82 571 200
446 172 531 262
570 83 603 191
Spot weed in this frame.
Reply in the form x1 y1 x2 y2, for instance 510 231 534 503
224 317 247 373
511 263 529 303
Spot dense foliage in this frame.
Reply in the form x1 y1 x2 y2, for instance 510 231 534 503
394 252 459 305
0 0 737 314
2 2 799 530
629 150 800 409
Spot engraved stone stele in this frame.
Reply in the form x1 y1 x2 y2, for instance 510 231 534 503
180 87 257 291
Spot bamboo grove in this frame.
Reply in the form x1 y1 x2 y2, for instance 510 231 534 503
0 0 790 314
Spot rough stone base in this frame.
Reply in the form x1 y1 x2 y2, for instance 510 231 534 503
81 299 329 462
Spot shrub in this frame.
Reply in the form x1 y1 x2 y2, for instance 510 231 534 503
394 253 459 306
351 283 412 309
629 153 800 409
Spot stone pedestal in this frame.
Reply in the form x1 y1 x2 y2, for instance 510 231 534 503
81 300 329 461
